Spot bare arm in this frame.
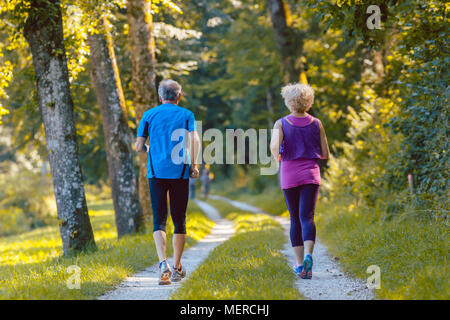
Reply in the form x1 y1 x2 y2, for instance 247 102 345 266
189 131 201 178
270 119 283 159
318 120 330 159
135 137 148 153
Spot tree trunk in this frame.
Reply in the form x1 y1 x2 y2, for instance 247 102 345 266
23 0 96 255
361 47 385 84
127 0 159 220
266 0 304 83
266 88 275 128
88 17 144 236
371 49 385 81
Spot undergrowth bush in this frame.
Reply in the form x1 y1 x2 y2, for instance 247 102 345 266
0 168 56 236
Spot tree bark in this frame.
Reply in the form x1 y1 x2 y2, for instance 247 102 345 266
361 47 385 84
23 0 96 255
371 49 385 81
266 88 275 128
127 0 158 220
88 17 144 236
266 0 304 83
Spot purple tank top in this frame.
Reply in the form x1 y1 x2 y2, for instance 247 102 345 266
280 115 321 160
280 115 321 189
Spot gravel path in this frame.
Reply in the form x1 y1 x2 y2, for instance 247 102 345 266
209 195 374 300
98 199 234 300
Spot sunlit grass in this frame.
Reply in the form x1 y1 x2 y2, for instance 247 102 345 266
172 199 302 300
315 199 450 300
0 199 214 300
228 188 449 300
217 185 289 216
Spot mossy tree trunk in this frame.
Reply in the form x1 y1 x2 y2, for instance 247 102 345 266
266 0 304 84
88 17 144 236
23 0 96 255
127 0 159 220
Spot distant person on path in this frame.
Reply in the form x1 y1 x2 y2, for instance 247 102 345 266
189 177 197 199
201 164 212 199
270 83 330 279
135 79 201 285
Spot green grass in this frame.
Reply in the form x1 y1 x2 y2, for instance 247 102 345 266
0 200 214 300
172 199 302 300
315 199 450 300
232 186 449 300
213 182 289 216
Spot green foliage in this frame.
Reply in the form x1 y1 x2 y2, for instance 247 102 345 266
0 168 56 236
387 1 449 210
304 0 395 48
0 61 12 122
0 207 29 236
305 0 449 212
324 89 405 211
207 0 282 129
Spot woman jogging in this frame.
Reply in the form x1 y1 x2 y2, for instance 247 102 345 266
270 83 330 279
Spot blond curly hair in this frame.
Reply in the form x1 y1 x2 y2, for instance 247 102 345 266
281 83 315 113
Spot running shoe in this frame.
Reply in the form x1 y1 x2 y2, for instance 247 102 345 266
300 254 313 279
158 260 172 285
170 263 187 282
293 263 304 277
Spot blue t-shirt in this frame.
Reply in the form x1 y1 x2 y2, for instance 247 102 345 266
137 103 196 179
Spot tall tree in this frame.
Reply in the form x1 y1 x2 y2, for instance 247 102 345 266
88 16 144 236
23 0 96 255
266 0 305 83
127 0 158 219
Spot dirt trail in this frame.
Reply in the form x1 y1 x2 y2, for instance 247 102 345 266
98 199 234 300
209 195 374 300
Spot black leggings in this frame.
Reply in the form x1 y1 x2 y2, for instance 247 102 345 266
149 178 189 234
283 184 319 247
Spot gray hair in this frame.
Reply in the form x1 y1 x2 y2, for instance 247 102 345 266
158 79 182 101
281 83 314 113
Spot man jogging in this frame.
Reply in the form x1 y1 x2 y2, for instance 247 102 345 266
135 79 201 285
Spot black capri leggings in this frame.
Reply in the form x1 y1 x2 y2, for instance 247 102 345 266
149 178 189 234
